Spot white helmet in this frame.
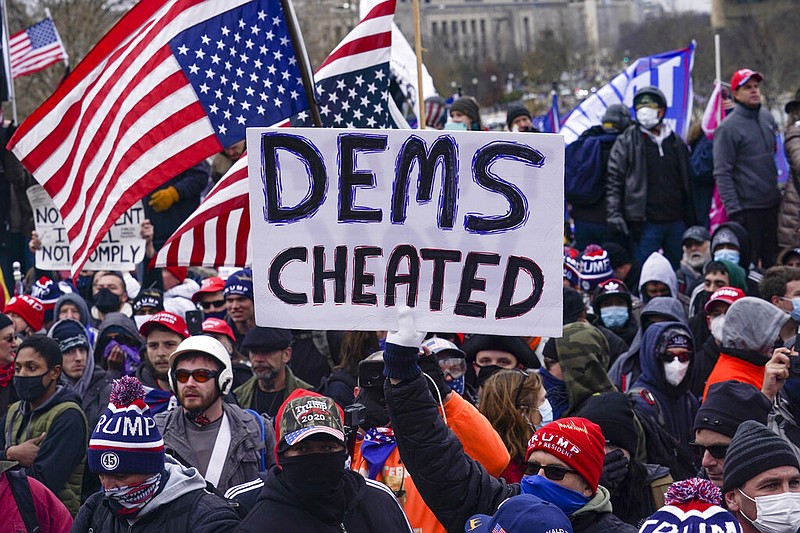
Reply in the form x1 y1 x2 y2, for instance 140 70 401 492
168 335 234 395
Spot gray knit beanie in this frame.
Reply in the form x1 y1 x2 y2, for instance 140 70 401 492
450 96 481 130
722 420 799 494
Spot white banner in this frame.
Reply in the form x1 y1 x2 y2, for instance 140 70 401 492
247 128 564 336
27 185 146 271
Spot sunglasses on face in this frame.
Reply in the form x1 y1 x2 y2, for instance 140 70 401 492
660 351 692 363
174 368 219 384
689 442 728 460
524 461 576 481
1 334 15 344
200 299 226 310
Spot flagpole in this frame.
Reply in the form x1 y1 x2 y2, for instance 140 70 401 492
412 0 425 128
0 0 16 124
714 33 721 126
281 0 321 127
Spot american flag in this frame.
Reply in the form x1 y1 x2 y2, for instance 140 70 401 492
8 0 311 276
9 17 69 79
153 0 402 268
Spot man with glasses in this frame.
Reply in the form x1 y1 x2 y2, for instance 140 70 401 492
606 86 695 269
192 276 227 320
0 314 17 419
155 335 275 493
691 381 771 488
381 307 637 533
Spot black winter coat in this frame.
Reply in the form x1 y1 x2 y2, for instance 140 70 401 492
236 467 412 532
385 374 636 533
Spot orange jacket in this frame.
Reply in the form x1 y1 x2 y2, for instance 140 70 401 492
352 392 509 533
703 352 764 399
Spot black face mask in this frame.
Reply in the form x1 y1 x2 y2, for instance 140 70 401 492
13 372 53 402
94 288 122 314
356 387 389 429
477 365 503 388
279 450 347 523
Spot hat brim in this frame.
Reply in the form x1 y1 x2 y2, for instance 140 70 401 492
464 514 492 533
283 426 345 447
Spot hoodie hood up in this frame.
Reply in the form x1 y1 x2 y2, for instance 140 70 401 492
554 322 615 414
638 321 694 398
721 297 789 356
638 252 678 302
712 221 752 270
53 293 92 327
133 456 206 521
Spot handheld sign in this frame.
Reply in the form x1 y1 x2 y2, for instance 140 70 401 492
27 185 146 271
247 128 564 336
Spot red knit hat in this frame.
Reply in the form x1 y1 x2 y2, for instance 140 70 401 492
4 295 45 332
164 266 188 284
526 417 606 492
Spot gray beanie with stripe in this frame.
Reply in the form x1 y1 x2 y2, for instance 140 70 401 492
722 420 799 494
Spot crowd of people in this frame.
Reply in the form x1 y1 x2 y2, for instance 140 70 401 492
0 66 798 533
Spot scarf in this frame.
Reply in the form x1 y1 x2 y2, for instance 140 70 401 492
103 340 142 376
0 363 14 388
361 427 397 480
539 367 568 420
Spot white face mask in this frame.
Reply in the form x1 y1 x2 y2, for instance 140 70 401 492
536 399 553 430
709 315 725 343
663 359 689 387
738 489 800 533
636 107 661 129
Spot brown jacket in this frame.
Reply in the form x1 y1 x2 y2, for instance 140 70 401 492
778 121 800 247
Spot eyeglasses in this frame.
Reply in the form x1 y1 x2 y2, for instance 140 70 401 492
200 299 226 310
660 350 692 363
524 461 577 481
1 335 15 344
174 368 219 384
438 358 466 380
689 442 728 460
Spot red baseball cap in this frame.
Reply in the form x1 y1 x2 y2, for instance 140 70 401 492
192 276 225 302
704 286 746 313
201 317 235 345
138 311 189 339
731 68 763 90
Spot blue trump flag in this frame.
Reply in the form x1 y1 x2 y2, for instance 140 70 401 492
561 42 695 144
532 90 561 134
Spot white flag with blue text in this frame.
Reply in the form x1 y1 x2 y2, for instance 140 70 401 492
561 42 695 144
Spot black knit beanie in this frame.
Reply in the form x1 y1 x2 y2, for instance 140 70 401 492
694 381 771 438
506 102 531 129
576 392 639 455
450 96 481 130
722 420 799 494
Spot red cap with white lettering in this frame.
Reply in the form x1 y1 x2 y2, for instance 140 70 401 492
704 286 746 314
138 311 189 339
526 417 605 493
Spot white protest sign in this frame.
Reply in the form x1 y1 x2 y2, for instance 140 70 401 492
247 128 564 336
27 185 146 271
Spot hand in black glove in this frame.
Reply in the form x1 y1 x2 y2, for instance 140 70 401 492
608 216 629 236
599 448 629 492
417 352 450 402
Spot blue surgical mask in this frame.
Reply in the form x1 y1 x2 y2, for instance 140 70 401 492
520 474 591 516
786 297 800 322
600 306 629 329
714 249 740 264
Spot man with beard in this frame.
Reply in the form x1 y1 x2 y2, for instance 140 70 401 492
234 327 312 418
155 335 275 493
675 225 711 296
138 311 189 414
236 390 413 532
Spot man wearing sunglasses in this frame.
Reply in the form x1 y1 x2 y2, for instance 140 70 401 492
692 381 771 488
155 335 275 493
631 322 698 456
606 86 695 269
382 307 637 533
192 276 227 320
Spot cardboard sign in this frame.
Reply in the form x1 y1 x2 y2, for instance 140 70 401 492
247 128 564 336
27 185 146 271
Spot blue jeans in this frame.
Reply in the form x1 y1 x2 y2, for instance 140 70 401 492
634 221 686 269
573 219 607 251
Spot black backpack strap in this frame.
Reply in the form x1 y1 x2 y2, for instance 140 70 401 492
7 469 40 533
